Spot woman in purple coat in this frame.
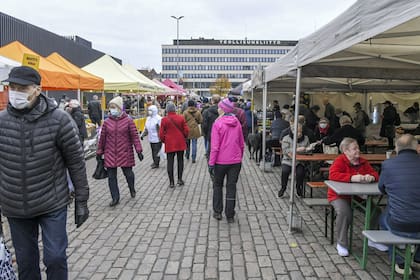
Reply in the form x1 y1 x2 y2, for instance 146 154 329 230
97 96 143 207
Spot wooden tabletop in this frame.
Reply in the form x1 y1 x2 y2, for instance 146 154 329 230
364 139 388 147
295 153 386 162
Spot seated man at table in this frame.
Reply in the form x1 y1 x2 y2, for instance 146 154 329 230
328 137 379 257
378 134 420 275
323 115 365 149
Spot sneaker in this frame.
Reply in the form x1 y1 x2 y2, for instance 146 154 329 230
336 243 349 257
177 179 185 186
151 164 159 169
368 240 388 252
395 263 412 275
192 159 196 163
169 183 175 188
213 212 222 220
227 217 235 223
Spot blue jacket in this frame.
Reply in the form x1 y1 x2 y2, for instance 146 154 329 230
378 149 420 232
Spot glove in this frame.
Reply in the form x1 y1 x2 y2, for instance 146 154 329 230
96 154 102 161
137 152 144 161
75 200 89 228
140 136 144 141
208 165 215 181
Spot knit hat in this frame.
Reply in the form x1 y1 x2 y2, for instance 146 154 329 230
166 102 176 112
218 98 235 113
109 96 123 110
69 99 80 108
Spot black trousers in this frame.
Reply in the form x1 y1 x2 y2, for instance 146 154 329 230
150 142 162 166
167 151 184 183
281 164 305 194
107 167 135 200
213 163 242 218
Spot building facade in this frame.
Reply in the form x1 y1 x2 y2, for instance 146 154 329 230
161 38 297 95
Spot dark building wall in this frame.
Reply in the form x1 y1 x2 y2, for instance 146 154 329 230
0 12 121 67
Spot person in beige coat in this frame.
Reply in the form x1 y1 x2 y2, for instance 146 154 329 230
183 100 203 163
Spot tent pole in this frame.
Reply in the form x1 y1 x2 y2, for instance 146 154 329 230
288 67 301 233
77 89 81 105
262 80 267 172
251 88 254 133
101 91 105 123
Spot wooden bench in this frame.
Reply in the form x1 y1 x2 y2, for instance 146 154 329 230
362 230 420 280
302 198 335 244
305 181 327 198
271 147 282 155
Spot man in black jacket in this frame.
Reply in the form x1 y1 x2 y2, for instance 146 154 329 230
0 66 89 280
323 115 365 148
378 134 420 275
202 94 221 157
88 94 102 127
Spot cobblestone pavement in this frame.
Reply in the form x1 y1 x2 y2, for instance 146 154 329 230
3 139 420 279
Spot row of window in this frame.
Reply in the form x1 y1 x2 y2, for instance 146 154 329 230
162 73 252 79
162 57 277 63
162 65 257 71
162 48 290 55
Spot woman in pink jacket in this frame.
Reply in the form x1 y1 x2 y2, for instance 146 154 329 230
208 98 244 223
97 96 143 207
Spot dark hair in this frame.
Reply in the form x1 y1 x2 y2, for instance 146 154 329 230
310 105 320 111
187 100 196 107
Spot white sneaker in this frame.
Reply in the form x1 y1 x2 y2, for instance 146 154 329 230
336 243 349 257
368 240 389 252
395 263 412 275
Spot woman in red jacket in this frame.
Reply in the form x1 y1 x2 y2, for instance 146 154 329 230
97 96 143 207
328 137 379 257
159 102 189 188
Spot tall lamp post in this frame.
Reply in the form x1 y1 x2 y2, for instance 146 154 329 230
171 15 184 85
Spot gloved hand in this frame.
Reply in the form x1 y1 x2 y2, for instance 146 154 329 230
208 165 215 181
137 152 144 161
140 135 144 141
96 154 102 161
75 200 89 228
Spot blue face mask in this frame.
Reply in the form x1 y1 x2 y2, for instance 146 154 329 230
110 108 120 117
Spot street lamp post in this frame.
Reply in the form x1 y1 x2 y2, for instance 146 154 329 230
171 15 184 85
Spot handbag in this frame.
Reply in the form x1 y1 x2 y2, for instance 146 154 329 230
92 158 108 179
0 237 17 280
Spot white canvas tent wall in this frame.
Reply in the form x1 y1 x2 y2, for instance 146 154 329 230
0 55 19 81
82 55 151 92
258 0 420 232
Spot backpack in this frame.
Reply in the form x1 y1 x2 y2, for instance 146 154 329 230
362 110 370 126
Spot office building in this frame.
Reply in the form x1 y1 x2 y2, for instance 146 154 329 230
161 38 297 95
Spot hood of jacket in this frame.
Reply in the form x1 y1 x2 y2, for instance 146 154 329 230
7 93 57 122
207 105 219 116
148 105 159 117
220 114 239 127
186 106 198 114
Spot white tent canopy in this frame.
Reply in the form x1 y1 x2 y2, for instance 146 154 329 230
0 54 19 81
82 55 152 92
122 64 167 93
264 0 420 93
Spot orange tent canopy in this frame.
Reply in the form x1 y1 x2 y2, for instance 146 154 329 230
47 52 104 91
0 41 79 90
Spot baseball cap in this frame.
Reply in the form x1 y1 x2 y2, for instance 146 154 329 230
2 66 41 85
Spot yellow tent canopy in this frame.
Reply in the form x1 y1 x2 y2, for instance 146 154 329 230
47 52 104 91
0 41 79 90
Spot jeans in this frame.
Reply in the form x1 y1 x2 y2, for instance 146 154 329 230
186 139 198 160
150 142 162 166
8 207 68 280
107 167 135 201
380 207 420 264
167 151 184 183
213 163 242 218
204 137 209 156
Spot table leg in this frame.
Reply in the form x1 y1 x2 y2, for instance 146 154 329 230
361 196 372 269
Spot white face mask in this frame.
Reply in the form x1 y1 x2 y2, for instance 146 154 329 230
110 108 120 117
319 123 328 129
8 90 31 109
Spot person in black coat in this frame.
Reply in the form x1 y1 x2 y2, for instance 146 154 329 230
88 95 102 127
305 105 321 132
67 99 88 147
380 100 398 149
323 115 365 148
202 94 221 157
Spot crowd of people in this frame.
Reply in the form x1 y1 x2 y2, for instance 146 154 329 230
0 66 419 278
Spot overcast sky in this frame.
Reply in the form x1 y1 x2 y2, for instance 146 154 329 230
2 0 356 72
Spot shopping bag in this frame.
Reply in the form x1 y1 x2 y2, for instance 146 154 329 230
159 144 167 160
92 158 108 179
0 237 17 280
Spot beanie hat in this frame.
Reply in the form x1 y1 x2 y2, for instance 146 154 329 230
109 96 123 110
218 98 235 113
166 102 176 112
69 99 80 108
